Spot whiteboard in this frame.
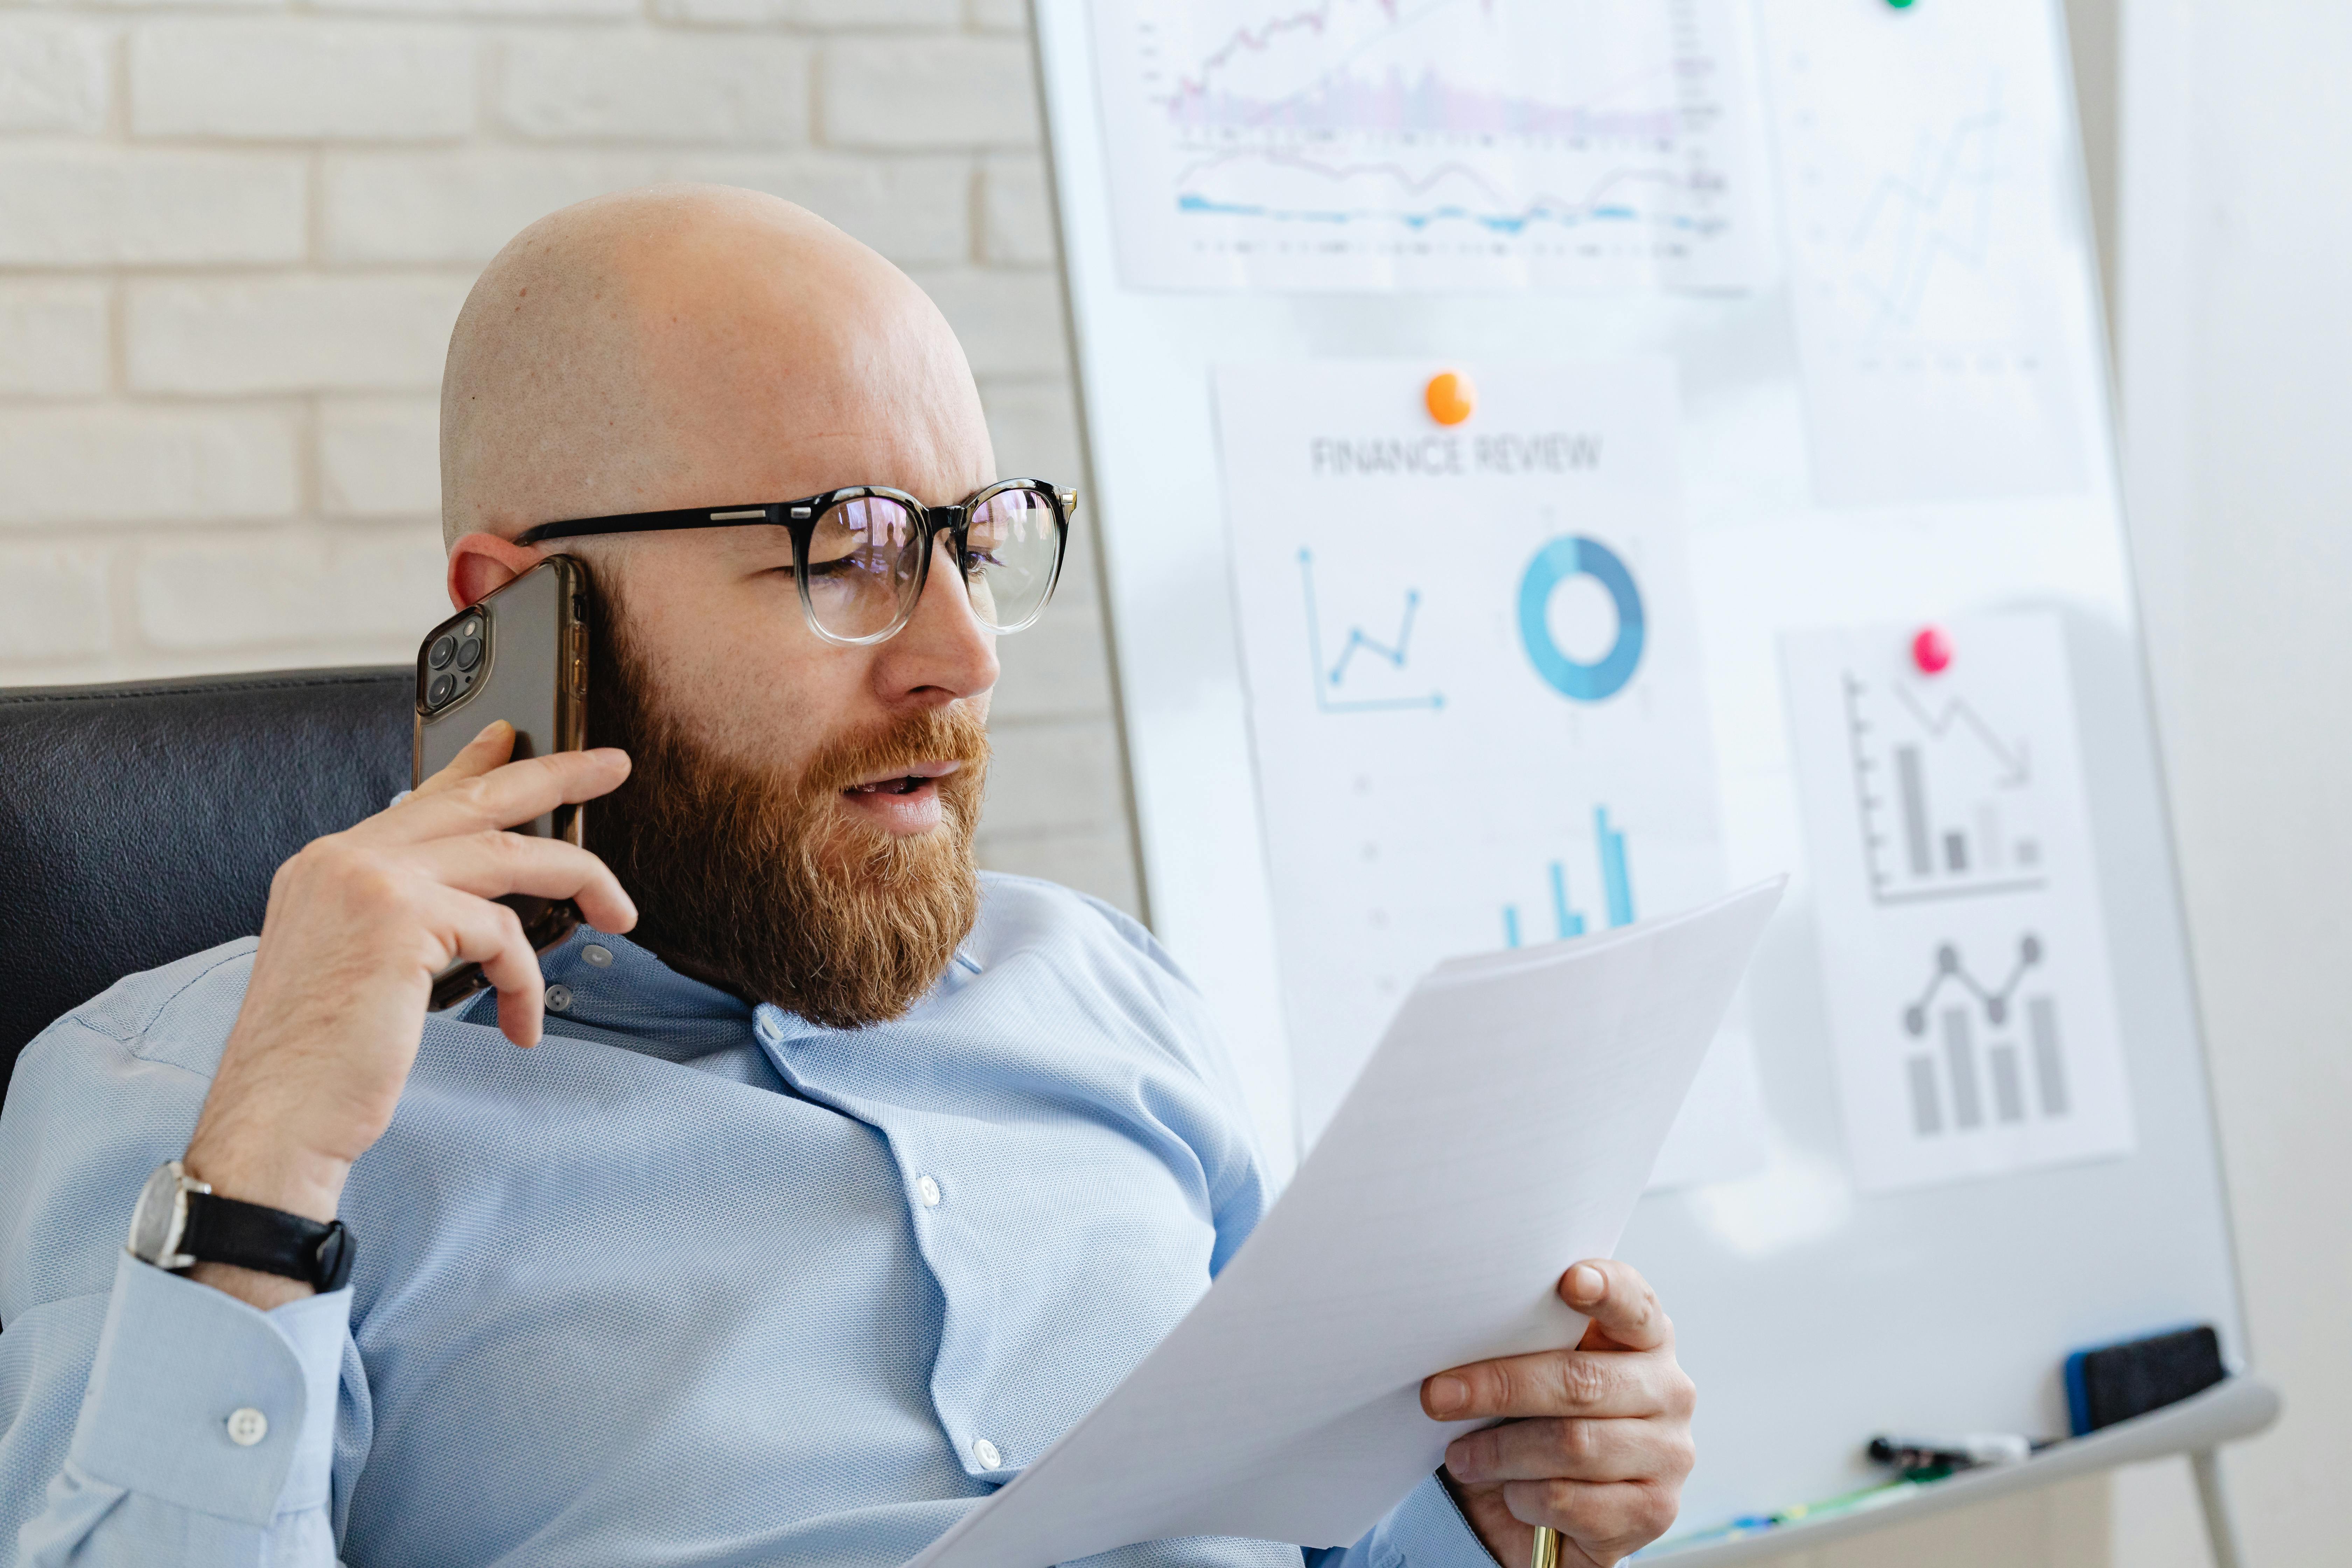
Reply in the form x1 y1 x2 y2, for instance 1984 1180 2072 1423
1032 0 2247 1542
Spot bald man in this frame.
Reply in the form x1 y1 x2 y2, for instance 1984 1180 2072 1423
0 188 1694 1568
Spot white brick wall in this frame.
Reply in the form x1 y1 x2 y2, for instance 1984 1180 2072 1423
0 0 1140 914
0 149 307 264
130 23 479 140
0 21 109 135
0 283 109 396
497 34 812 143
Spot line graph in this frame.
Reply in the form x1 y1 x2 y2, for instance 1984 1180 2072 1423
1902 933 2040 1036
1892 682 2029 786
1298 549 1443 713
1094 0 1766 290
1841 669 2045 906
1769 0 2090 503
1843 77 2004 342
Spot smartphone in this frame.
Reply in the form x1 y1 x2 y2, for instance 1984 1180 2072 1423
413 556 593 1010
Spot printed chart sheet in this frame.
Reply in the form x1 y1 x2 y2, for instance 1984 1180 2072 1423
1782 614 2134 1192
1764 0 2095 505
1090 0 1770 292
1214 359 1762 1188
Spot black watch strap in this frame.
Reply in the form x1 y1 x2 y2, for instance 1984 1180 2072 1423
180 1193 357 1293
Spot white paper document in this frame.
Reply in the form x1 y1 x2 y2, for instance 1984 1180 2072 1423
908 880 1785 1568
1780 615 2134 1192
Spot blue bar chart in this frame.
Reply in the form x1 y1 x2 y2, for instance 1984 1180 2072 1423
1549 863 1586 941
1500 812 1635 947
1597 807 1634 927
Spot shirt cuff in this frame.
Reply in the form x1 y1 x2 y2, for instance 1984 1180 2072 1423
1372 1473 1497 1568
66 1250 350 1527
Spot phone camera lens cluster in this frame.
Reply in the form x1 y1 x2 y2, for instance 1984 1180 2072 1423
422 616 488 712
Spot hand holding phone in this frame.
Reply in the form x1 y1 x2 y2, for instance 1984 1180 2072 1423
413 558 595 1007
182 721 634 1279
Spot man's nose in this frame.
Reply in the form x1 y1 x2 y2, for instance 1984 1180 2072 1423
877 536 1000 705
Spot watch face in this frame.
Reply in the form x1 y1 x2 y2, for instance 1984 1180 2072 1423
127 1164 183 1261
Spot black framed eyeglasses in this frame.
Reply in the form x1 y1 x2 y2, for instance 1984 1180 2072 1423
515 478 1075 648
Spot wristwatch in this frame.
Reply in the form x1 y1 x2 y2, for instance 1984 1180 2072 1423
125 1160 357 1293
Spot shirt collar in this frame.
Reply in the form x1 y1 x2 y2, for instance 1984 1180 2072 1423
476 925 986 1062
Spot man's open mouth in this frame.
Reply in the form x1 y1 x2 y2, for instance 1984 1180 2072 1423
852 776 930 797
844 760 962 797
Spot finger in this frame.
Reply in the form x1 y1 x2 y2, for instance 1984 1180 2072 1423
1444 1413 1691 1486
410 720 519 798
422 888 545 1048
1424 1346 1653 1422
412 833 637 935
1561 1259 1673 1353
379 748 632 845
1502 1478 1680 1565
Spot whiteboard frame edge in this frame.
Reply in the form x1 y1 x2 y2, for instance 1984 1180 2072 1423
1025 3 1155 932
1643 1377 2281 1565
2107 0 2263 1379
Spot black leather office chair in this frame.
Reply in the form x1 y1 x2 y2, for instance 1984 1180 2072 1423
0 667 412 1100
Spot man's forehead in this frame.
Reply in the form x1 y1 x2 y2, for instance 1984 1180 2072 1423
443 185 993 547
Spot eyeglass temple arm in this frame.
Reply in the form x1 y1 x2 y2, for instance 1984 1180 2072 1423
514 503 791 546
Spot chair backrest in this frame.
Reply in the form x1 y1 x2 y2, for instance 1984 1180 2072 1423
0 667 411 1094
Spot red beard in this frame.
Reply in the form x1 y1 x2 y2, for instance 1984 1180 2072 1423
584 585 989 1029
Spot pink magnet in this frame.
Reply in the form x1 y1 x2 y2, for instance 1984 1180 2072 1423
1911 625 1953 675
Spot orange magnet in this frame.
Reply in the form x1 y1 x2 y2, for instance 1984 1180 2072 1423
1424 371 1475 427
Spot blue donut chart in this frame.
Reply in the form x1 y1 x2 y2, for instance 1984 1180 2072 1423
1517 536 1644 702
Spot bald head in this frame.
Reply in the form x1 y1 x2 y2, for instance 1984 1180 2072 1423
441 185 994 547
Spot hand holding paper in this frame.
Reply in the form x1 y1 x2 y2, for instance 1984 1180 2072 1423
1425 1258 1696 1567
908 879 1785 1568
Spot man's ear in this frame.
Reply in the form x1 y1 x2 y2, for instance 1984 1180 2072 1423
447 533 546 610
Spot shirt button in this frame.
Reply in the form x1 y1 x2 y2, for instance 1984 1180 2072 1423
225 1408 268 1447
544 984 573 1012
972 1437 1001 1469
582 944 614 968
915 1176 942 1208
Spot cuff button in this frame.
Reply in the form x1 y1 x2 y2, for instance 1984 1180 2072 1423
225 1407 269 1447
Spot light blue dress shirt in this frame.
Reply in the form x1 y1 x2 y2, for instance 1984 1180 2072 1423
0 874 1489 1568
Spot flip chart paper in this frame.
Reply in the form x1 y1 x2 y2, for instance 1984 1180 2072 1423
907 879 1786 1568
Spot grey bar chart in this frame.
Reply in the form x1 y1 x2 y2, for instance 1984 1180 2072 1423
2031 996 2070 1116
1942 1008 1984 1129
1840 672 2048 906
1901 934 2070 1141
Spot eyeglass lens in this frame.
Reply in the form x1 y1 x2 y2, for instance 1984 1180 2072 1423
964 488 1059 633
802 490 1059 641
805 496 920 641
